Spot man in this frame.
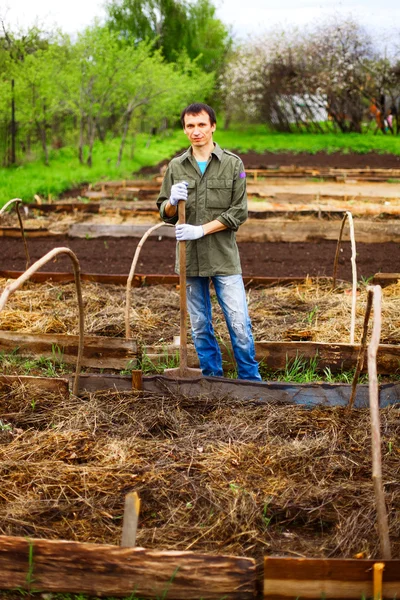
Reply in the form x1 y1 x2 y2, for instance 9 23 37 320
157 102 261 381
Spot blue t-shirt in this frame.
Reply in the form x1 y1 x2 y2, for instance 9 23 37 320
197 160 207 174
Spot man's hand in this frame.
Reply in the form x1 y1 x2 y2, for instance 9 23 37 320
176 224 204 241
169 181 188 206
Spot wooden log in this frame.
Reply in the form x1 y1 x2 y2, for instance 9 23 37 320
0 332 137 369
264 557 400 599
0 535 255 599
0 375 69 396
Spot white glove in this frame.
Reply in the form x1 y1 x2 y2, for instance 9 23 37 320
176 224 204 241
169 181 188 206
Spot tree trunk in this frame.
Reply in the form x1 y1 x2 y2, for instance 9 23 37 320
116 109 133 167
87 116 96 167
10 79 16 165
79 116 84 164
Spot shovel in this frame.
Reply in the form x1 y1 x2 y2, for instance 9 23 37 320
164 199 202 379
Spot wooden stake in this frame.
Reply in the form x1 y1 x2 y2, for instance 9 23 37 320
348 289 373 409
367 285 392 559
121 492 141 548
131 370 143 390
331 211 357 343
373 562 385 600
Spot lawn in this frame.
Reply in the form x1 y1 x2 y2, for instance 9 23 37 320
1 124 400 208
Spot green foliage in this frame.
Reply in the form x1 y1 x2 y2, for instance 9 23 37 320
105 0 231 73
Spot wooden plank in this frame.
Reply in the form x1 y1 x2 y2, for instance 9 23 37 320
264 557 400 599
0 375 69 396
67 220 400 243
237 219 400 243
69 223 176 238
0 332 137 369
254 341 400 374
0 270 320 288
0 535 255 599
145 341 400 375
70 373 133 392
0 227 63 238
372 273 400 287
142 375 376 408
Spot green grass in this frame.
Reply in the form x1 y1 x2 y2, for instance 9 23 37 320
217 123 400 155
1 123 400 209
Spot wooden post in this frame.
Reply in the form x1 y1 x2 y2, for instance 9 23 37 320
373 562 384 600
131 370 142 391
178 200 188 377
348 289 373 409
121 492 141 548
368 285 392 559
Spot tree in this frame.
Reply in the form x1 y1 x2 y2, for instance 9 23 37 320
105 0 230 73
0 22 48 164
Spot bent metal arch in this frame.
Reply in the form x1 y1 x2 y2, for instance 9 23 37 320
0 247 84 396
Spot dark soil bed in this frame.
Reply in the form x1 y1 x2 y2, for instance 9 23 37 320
1 236 399 280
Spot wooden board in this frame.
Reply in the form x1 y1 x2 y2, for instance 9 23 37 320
0 332 138 369
0 375 69 396
142 376 400 408
264 557 400 599
0 270 317 288
237 219 400 243
69 223 176 238
0 535 256 599
0 227 63 238
145 340 400 375
68 220 400 243
69 373 133 392
254 341 400 374
372 273 400 287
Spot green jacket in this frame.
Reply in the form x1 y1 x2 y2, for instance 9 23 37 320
156 143 248 277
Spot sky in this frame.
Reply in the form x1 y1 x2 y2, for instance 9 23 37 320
0 0 399 43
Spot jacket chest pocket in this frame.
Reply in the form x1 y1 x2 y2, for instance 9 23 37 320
206 179 233 208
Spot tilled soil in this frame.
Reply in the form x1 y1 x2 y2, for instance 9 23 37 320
1 236 399 280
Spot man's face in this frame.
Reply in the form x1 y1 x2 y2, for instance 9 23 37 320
183 110 216 148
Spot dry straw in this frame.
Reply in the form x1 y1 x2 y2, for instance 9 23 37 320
0 383 398 560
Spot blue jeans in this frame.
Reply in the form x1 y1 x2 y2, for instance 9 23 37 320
186 275 261 381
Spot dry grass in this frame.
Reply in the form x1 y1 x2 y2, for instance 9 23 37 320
1 278 400 348
0 381 399 560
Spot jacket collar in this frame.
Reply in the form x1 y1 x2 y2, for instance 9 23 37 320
178 142 223 163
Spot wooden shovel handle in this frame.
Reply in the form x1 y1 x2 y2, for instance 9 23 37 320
178 200 187 375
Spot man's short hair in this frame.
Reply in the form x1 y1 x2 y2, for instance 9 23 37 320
180 103 216 128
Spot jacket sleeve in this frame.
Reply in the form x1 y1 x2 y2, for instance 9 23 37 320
156 165 179 225
216 159 248 231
